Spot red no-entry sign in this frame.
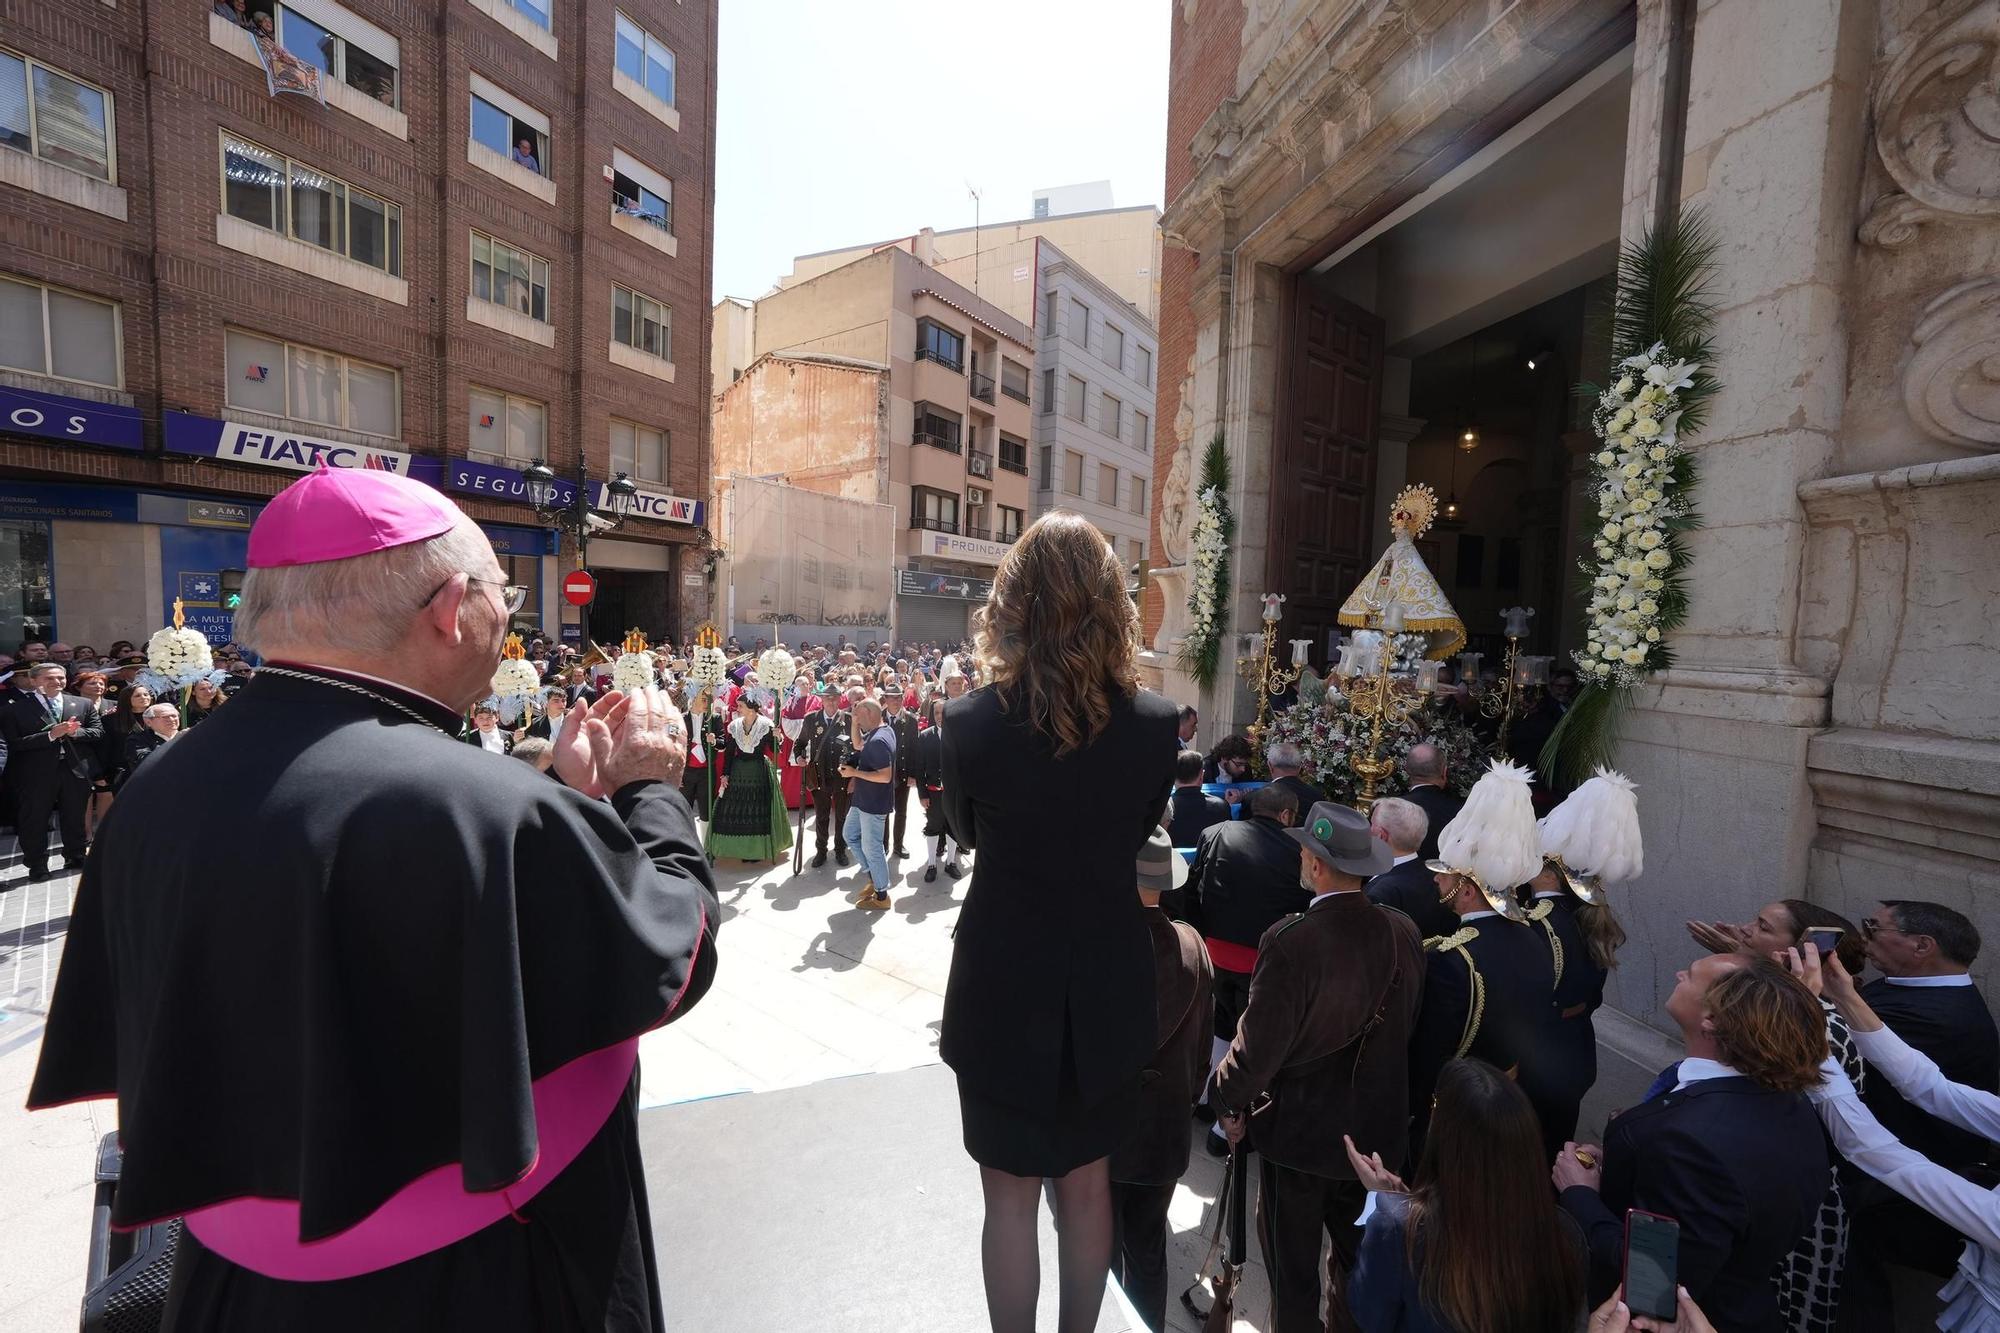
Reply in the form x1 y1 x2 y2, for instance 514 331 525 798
562 570 597 606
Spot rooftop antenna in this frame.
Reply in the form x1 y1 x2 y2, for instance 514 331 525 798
966 180 982 297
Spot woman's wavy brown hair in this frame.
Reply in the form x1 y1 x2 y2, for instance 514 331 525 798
1706 958 1828 1093
973 512 1140 758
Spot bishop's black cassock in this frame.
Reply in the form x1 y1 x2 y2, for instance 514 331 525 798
29 664 718 1331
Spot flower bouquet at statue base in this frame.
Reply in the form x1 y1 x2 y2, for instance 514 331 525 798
489 632 542 726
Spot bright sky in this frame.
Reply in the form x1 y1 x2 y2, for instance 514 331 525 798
712 0 1171 300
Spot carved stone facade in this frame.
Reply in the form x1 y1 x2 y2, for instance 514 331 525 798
1152 0 2000 1029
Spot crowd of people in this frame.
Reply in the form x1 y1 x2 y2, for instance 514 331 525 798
15 468 1997 1333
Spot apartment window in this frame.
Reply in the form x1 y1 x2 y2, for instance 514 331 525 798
1099 463 1118 507
612 284 671 359
1064 450 1084 496
1070 299 1089 348
1137 345 1153 386
613 12 675 105
1066 374 1087 424
264 3 399 107
998 506 1023 541
470 92 549 177
1135 410 1150 451
471 231 550 322
1040 367 1055 413
610 165 671 233
1129 537 1146 572
1042 289 1056 335
912 487 959 534
505 0 551 31
222 133 402 275
1038 445 1052 488
224 328 398 437
0 51 114 181
916 319 964 372
1000 358 1030 403
997 432 1027 474
1131 477 1147 516
1101 392 1121 440
610 417 667 483
0 275 120 388
1103 324 1124 371
913 401 962 452
467 386 545 464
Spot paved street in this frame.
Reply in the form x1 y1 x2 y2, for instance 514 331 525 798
0 835 1269 1332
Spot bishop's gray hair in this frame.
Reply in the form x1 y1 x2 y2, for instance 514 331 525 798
233 522 497 657
1266 741 1304 772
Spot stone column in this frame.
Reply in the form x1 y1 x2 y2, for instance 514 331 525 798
1601 0 1875 1026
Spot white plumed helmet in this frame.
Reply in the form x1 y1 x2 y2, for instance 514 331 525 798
1426 759 1542 922
1537 766 1642 904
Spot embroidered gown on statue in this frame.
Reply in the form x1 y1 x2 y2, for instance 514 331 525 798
704 717 792 862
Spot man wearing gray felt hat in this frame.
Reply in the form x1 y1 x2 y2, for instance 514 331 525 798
1211 801 1425 1333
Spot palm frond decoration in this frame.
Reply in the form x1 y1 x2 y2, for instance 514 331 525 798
1544 208 1718 787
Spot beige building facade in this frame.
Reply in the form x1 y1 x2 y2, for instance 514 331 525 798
1148 0 2000 1037
711 247 1035 644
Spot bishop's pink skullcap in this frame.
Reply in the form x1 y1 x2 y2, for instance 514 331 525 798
247 464 462 568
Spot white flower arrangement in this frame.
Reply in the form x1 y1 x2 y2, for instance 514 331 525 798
492 658 542 700
612 651 656 693
755 647 797 694
688 646 728 690
147 624 213 687
1186 486 1227 650
1576 341 1698 688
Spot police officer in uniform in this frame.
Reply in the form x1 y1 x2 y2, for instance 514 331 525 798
1527 768 1640 1152
792 687 857 868
1408 761 1560 1156
1213 802 1426 1333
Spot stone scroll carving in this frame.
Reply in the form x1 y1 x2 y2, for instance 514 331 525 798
1861 0 2000 245
1905 277 2000 450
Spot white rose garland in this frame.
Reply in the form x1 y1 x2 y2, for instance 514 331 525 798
611 652 656 693
147 625 213 687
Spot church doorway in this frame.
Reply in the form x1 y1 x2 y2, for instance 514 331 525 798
1268 49 1631 668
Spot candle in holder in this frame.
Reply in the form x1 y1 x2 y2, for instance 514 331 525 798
1456 651 1483 684
1415 660 1442 693
1248 633 1264 661
1290 638 1312 668
1526 655 1551 686
1334 645 1360 679
1357 645 1381 677
1382 605 1407 634
1500 606 1536 639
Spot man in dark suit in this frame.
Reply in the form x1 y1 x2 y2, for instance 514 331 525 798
1556 956 1829 1332
791 690 855 868
1362 796 1454 939
1400 742 1461 861
1213 802 1419 1333
1202 734 1253 788
1265 741 1325 816
1844 899 1999 1324
1166 748 1228 851
1408 859 1560 1157
1 663 103 880
880 690 920 858
1175 703 1199 751
1109 826 1213 1332
120 703 181 787
1185 785 1305 1153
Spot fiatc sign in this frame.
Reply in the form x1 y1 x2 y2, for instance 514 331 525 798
163 412 416 475
562 570 597 606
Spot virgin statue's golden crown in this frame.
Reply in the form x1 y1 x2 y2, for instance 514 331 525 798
1389 484 1438 540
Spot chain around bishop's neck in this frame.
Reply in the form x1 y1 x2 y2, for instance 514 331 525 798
253 665 451 735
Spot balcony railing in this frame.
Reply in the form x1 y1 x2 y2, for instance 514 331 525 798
916 346 964 373
1000 380 1030 403
968 451 993 478
998 452 1027 475
914 429 962 454
912 514 959 534
612 191 672 234
969 372 996 403
964 524 993 541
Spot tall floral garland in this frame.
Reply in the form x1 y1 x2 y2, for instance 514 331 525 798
1177 433 1233 690
1545 209 1718 785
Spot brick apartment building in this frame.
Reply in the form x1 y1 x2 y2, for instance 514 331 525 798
0 0 717 651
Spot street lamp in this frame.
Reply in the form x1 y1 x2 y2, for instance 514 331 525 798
521 458 639 570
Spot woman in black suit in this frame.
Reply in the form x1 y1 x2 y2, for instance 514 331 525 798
939 513 1178 1333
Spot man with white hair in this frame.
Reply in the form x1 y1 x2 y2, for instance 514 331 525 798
30 466 718 1331
118 702 181 785
1363 796 1452 939
1265 741 1325 817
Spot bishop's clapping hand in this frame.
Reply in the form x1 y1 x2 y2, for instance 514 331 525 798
553 687 687 797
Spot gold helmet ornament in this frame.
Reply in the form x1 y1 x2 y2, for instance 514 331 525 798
1425 759 1543 922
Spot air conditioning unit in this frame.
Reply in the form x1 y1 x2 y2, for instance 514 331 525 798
968 453 993 478
966 486 987 505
